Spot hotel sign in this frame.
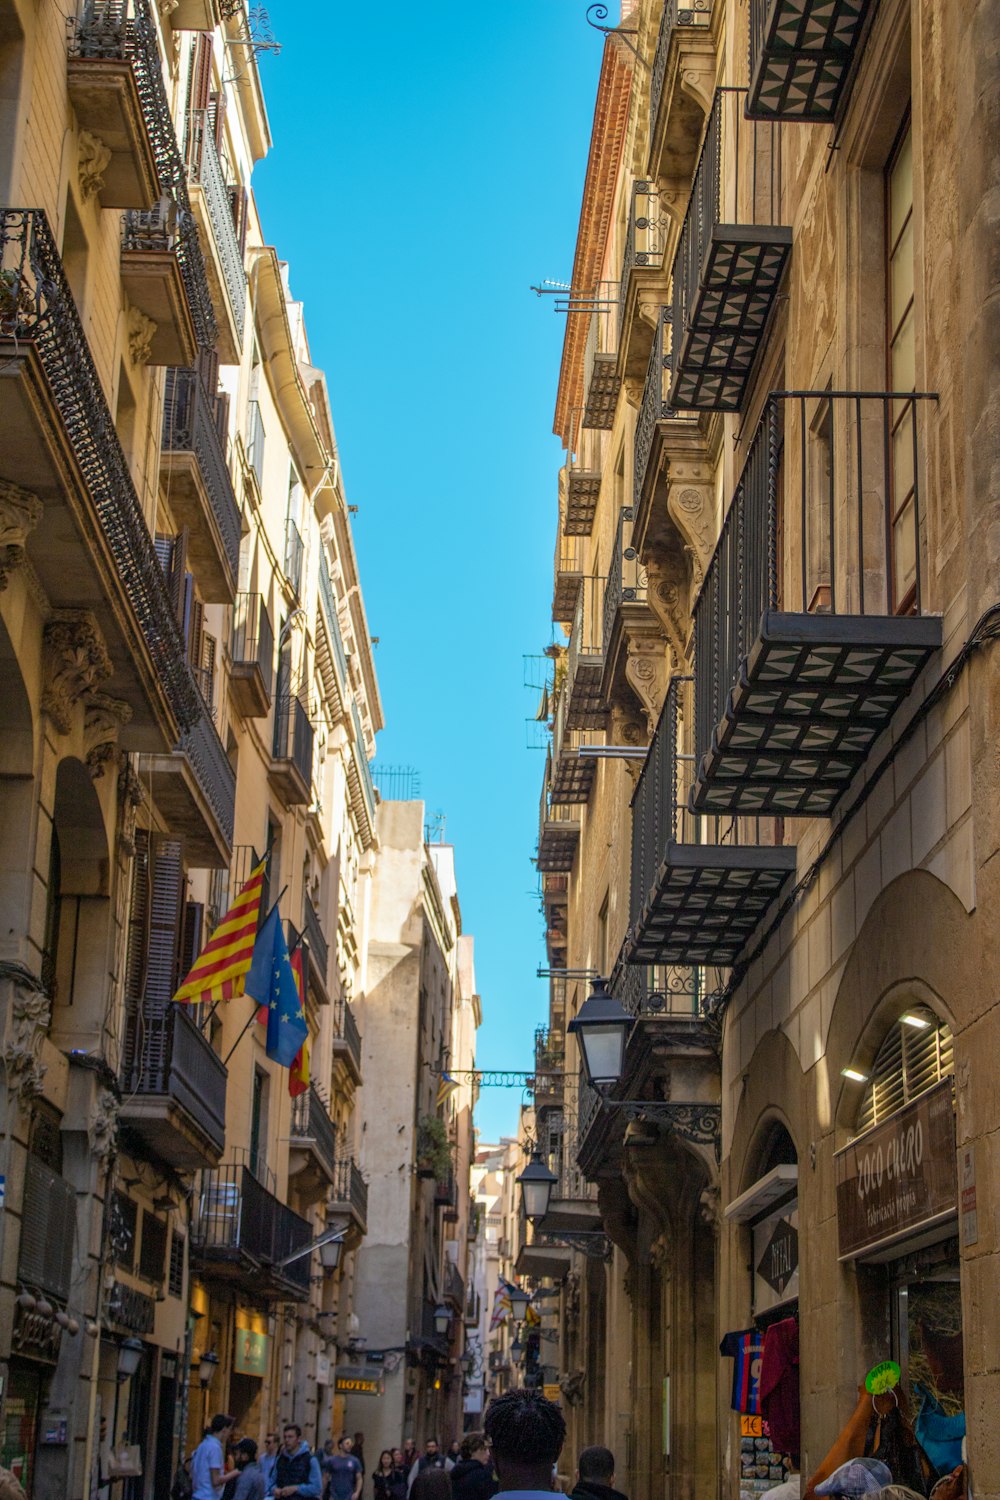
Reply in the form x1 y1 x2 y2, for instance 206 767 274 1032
334 1366 383 1396
835 1080 956 1259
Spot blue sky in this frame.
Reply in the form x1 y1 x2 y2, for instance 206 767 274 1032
253 5 600 1141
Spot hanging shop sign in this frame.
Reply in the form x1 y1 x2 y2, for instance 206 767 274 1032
234 1328 270 1378
334 1366 383 1396
106 1281 155 1336
835 1080 957 1260
752 1202 799 1316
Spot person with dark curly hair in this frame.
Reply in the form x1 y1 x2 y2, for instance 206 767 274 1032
482 1390 566 1496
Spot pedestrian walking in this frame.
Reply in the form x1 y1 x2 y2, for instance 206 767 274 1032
273 1423 322 1499
260 1434 280 1496
482 1388 567 1497
323 1435 363 1500
401 1443 417 1475
407 1441 451 1494
447 1445 461 1467
449 1434 497 1500
373 1450 407 1500
569 1447 627 1500
192 1415 236 1500
230 1440 267 1500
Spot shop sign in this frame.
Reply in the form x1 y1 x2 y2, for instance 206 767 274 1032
334 1366 382 1396
542 1384 561 1403
464 1389 484 1414
752 1203 799 1316
316 1353 331 1385
10 1303 63 1364
960 1143 978 1247
835 1080 956 1260
107 1281 155 1335
234 1328 270 1377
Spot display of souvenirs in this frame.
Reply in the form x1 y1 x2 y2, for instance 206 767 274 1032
738 1415 792 1497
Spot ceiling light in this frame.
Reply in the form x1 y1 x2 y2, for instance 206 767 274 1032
841 1067 869 1083
900 1012 930 1029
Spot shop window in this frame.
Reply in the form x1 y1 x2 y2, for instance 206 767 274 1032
858 1006 953 1133
138 1212 167 1284
168 1232 185 1299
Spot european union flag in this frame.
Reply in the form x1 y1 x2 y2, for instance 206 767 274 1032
245 906 308 1068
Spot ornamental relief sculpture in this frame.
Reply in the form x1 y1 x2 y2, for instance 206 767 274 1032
84 693 132 779
42 610 113 735
0 481 43 590
77 131 111 202
0 963 51 1109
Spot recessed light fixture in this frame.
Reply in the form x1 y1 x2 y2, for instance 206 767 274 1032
900 1012 931 1029
841 1067 869 1083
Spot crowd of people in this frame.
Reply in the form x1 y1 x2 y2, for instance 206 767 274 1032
177 1389 970 1500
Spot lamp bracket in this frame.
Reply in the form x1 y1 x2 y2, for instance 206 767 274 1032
541 1231 612 1261
618 1101 721 1157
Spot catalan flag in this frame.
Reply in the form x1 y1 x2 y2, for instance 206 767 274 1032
524 1300 541 1328
288 947 310 1098
173 857 267 1005
435 1070 460 1108
489 1282 512 1331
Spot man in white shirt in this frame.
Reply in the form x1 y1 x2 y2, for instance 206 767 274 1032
482 1389 566 1497
191 1414 235 1500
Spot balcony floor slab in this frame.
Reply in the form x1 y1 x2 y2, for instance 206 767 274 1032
746 0 873 120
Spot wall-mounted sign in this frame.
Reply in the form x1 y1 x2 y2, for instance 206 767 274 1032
234 1328 270 1378
335 1367 383 1396
835 1080 956 1260
316 1353 331 1385
752 1203 799 1316
107 1281 155 1336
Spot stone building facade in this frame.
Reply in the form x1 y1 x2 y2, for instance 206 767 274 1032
526 0 999 1496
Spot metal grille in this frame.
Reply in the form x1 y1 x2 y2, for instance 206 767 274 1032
185 109 247 339
231 592 275 697
179 676 237 844
193 1159 312 1291
331 1156 368 1230
284 517 304 596
168 1231 185 1298
162 367 242 581
290 1084 338 1179
603 507 648 658
618 180 669 340
858 1010 954 1133
272 694 315 787
0 209 200 727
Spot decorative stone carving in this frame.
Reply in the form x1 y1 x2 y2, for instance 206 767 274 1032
126 307 157 365
0 481 43 590
649 1229 673 1274
624 637 671 736
116 758 144 856
89 1086 120 1165
42 611 112 735
157 0 179 14
558 1370 586 1407
78 131 112 201
667 483 714 583
698 1184 721 1231
84 693 132 779
1 964 51 1108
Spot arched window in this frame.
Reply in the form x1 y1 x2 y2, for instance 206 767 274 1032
858 1005 953 1132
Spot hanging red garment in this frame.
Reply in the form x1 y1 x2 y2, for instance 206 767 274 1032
761 1317 801 1456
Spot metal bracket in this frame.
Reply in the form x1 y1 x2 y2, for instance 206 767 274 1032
619 1101 721 1158
541 1231 612 1261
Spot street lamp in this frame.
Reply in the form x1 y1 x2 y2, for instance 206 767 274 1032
507 1285 531 1323
116 1338 143 1383
198 1350 219 1389
517 1152 558 1224
567 976 632 1091
433 1304 451 1337
510 1329 524 1363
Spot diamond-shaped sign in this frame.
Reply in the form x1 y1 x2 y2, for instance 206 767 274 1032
756 1216 798 1296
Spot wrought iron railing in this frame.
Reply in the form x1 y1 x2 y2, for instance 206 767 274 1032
332 996 363 1073
246 399 265 487
193 1159 311 1290
603 507 647 657
162 367 241 580
331 1156 368 1228
618 180 668 339
0 208 199 727
302 900 328 987
609 946 701 1019
650 0 713 140
180 672 236 844
284 517 304 596
577 1071 604 1147
692 391 937 770
272 694 314 787
318 562 349 687
568 576 606 677
185 109 247 341
633 305 696 503
231 592 274 698
443 1257 465 1310
290 1084 338 1181
670 88 782 368
121 1003 227 1151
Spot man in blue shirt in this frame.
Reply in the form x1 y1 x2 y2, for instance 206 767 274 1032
273 1424 322 1499
191 1415 235 1500
260 1433 280 1496
323 1436 363 1500
482 1390 566 1498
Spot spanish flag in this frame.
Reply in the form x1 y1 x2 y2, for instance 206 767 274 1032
173 858 267 1004
288 946 309 1098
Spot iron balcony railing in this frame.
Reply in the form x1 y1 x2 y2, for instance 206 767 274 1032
290 1084 338 1181
284 517 305 596
318 563 350 688
193 1159 312 1291
246 399 265 488
272 694 314 788
603 507 648 658
332 996 363 1073
692 391 938 771
18 1158 76 1300
670 88 783 383
331 1155 368 1229
231 592 274 698
0 209 199 727
577 1070 604 1148
162 367 241 581
302 900 329 988
121 198 216 351
633 305 698 503
185 109 247 340
650 0 713 138
581 301 622 430
180 671 237 845
121 1003 227 1154
609 944 702 1020
618 180 668 340
443 1258 465 1310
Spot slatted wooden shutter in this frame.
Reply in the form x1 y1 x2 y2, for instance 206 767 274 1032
188 33 213 117
155 531 190 629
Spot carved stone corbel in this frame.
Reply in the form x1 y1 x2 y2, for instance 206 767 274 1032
78 130 112 201
1 963 51 1109
42 611 112 735
116 758 144 856
0 481 43 590
667 483 715 588
88 1085 120 1165
624 637 671 737
644 556 691 665
84 693 132 779
126 307 157 365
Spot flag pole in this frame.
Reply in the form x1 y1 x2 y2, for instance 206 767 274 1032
198 879 288 1037
216 884 293 1062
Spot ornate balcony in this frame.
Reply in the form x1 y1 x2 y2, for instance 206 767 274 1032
537 760 581 874
600 504 656 710
633 305 701 520
566 576 608 731
537 1094 602 1236
0 208 199 738
302 900 329 1000
648 0 715 183
289 1084 338 1202
553 527 584 624
161 367 241 600
618 180 670 382
120 1003 227 1168
149 671 237 865
185 110 247 361
270 694 314 805
66 0 163 208
543 878 569 967
628 676 795 966
332 996 363 1085
747 0 875 121
532 1026 564 1115
230 592 274 718
691 393 942 816
548 681 600 807
669 89 791 411
329 1155 368 1245
581 307 621 430
121 201 206 366
193 1157 312 1299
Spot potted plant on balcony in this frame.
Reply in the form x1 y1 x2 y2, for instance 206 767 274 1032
416 1115 453 1182
0 269 32 335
